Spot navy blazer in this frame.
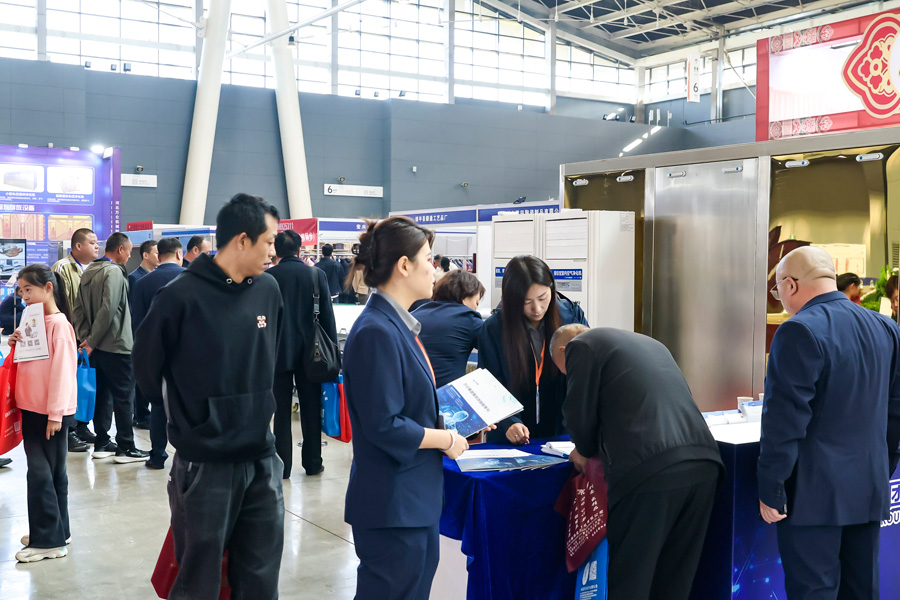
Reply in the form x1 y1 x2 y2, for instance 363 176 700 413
478 296 589 440
0 293 24 334
413 301 484 388
130 263 185 332
758 291 900 526
342 292 443 529
315 257 344 297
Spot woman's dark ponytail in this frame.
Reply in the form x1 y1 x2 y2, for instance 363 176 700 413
17 264 73 325
351 217 435 289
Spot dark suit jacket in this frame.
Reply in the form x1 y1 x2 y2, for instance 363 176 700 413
478 296 589 439
413 301 484 388
342 292 443 528
315 257 344 298
759 291 900 526
562 328 723 506
128 265 150 291
267 257 337 375
130 263 185 332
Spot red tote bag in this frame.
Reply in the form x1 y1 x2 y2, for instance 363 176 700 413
554 457 609 573
0 347 21 456
151 527 231 600
336 379 352 443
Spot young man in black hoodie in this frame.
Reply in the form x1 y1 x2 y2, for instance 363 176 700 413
133 194 284 600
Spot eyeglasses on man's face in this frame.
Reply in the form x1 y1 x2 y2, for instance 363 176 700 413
770 276 797 302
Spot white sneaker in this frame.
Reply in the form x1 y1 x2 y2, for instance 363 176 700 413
16 546 67 563
20 535 71 546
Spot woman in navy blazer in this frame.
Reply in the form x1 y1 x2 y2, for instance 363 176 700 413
342 217 470 600
413 270 485 388
479 255 589 444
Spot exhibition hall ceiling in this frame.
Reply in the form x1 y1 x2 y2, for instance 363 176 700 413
486 0 877 58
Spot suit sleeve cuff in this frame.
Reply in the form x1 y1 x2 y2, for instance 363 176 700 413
757 473 787 512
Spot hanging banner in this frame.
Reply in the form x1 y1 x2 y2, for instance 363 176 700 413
686 55 701 103
756 8 900 140
278 218 318 246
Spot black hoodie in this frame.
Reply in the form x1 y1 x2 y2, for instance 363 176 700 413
133 253 284 463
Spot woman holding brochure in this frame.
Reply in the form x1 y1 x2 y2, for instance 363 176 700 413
342 216 471 600
478 255 589 445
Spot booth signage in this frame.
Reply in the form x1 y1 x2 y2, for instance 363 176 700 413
478 204 560 222
756 8 900 140
885 479 900 527
324 184 383 198
0 145 120 263
494 266 505 288
552 269 583 292
403 209 478 225
318 220 369 232
121 174 158 188
127 220 154 231
278 218 318 246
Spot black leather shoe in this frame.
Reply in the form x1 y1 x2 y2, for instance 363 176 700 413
0 457 11 468
75 426 96 444
306 465 325 477
145 459 166 470
68 432 89 453
133 419 150 430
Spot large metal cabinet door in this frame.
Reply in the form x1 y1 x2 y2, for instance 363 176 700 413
650 159 759 412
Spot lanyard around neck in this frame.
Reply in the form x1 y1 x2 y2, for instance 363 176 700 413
414 336 436 386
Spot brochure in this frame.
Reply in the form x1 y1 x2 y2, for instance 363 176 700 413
542 441 576 458
14 302 49 363
437 368 523 439
455 449 568 472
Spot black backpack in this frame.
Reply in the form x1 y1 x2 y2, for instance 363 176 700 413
304 273 341 383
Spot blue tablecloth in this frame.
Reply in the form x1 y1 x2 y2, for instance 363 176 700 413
440 439 577 600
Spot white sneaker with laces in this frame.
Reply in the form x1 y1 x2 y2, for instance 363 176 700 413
21 535 71 546
16 546 67 563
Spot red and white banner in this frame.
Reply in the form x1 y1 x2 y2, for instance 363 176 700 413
278 218 317 246
126 220 153 231
756 9 900 141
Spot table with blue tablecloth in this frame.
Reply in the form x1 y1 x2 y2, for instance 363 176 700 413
439 439 577 600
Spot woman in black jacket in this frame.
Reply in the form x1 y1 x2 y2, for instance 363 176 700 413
478 255 588 444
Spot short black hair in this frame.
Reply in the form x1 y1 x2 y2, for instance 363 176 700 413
275 231 302 259
322 243 334 257
105 232 131 254
441 257 451 270
157 237 183 257
836 272 861 292
139 240 158 257
187 235 208 253
887 275 898 299
72 228 95 246
216 193 279 249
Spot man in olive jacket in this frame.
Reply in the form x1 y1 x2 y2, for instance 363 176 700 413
73 232 148 463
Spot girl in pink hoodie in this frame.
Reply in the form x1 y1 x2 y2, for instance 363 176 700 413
10 264 78 563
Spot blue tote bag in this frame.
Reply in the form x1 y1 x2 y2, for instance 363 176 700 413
74 348 96 422
321 375 342 438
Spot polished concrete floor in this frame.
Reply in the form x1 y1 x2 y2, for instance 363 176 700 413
0 416 359 600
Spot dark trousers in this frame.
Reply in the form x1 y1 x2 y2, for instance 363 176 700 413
149 398 169 464
21 410 73 548
273 371 322 477
776 520 880 600
168 453 285 600
91 349 135 449
606 468 718 600
134 384 150 423
352 523 440 600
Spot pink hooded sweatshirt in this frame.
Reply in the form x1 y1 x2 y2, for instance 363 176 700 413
14 313 78 422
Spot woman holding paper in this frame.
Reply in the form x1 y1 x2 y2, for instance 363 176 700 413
342 216 469 600
9 264 78 563
478 255 589 445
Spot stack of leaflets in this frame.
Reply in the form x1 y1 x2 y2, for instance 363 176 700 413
455 449 568 472
541 441 576 458
437 368 524 438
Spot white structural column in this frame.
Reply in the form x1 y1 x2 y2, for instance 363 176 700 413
331 0 339 95
444 0 455 104
545 21 557 115
710 35 725 122
36 0 46 60
634 66 646 123
180 0 232 225
267 0 313 218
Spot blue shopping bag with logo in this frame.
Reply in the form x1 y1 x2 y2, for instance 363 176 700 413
575 539 608 600
321 375 342 438
74 348 96 422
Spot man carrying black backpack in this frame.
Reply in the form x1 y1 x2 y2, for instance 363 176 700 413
268 230 338 478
